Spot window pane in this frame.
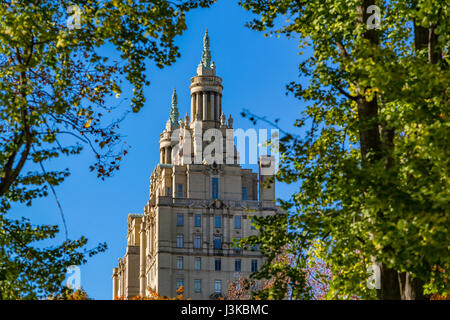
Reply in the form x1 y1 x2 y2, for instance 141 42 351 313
194 235 201 249
234 238 241 254
176 214 183 226
215 280 222 293
242 187 247 200
176 257 183 269
195 257 201 270
176 279 184 291
251 260 258 272
234 216 241 229
211 177 219 199
214 216 221 228
194 279 201 293
167 187 171 197
235 259 241 272
177 235 183 248
177 184 183 198
214 236 221 249
215 259 221 271
194 214 201 227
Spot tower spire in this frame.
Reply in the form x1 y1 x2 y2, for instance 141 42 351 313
192 30 221 124
201 29 213 70
168 88 179 126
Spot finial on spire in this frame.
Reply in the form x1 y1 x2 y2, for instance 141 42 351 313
172 88 177 107
201 29 212 70
168 88 179 126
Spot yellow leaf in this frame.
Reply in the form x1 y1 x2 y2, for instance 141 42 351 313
84 119 92 128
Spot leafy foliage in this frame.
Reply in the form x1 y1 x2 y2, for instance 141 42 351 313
0 216 106 299
0 0 214 299
238 213 312 300
51 288 90 300
239 0 449 299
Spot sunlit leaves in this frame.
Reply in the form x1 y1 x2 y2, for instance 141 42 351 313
239 0 449 299
0 0 215 299
0 216 107 299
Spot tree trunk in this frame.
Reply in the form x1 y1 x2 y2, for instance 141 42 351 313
375 262 401 300
356 0 403 300
398 272 427 300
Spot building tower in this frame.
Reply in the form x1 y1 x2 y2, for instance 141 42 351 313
112 30 279 300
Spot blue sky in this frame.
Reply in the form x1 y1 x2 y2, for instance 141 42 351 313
9 1 310 299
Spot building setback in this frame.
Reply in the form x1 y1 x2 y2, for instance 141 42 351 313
112 30 279 300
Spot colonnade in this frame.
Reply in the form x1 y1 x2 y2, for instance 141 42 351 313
190 91 222 122
160 146 172 164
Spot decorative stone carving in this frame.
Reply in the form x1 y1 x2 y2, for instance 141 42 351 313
228 114 233 127
220 113 226 126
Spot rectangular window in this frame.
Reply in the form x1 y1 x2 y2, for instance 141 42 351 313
194 214 201 227
194 279 202 293
235 259 242 272
195 257 201 270
234 216 241 229
177 184 183 198
233 237 241 254
211 177 219 199
176 257 183 270
250 216 256 230
214 215 222 228
242 187 247 200
167 187 171 197
176 235 183 248
215 259 221 271
214 280 222 293
214 236 222 250
176 278 184 291
194 235 201 249
176 214 184 226
251 259 258 273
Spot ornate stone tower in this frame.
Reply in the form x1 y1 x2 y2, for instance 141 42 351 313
112 31 279 300
190 29 223 125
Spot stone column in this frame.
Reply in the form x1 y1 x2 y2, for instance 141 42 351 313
191 94 195 121
203 92 208 121
219 94 222 117
197 92 202 120
210 92 215 122
214 93 219 122
165 147 170 164
112 268 119 299
160 149 164 163
139 221 146 297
